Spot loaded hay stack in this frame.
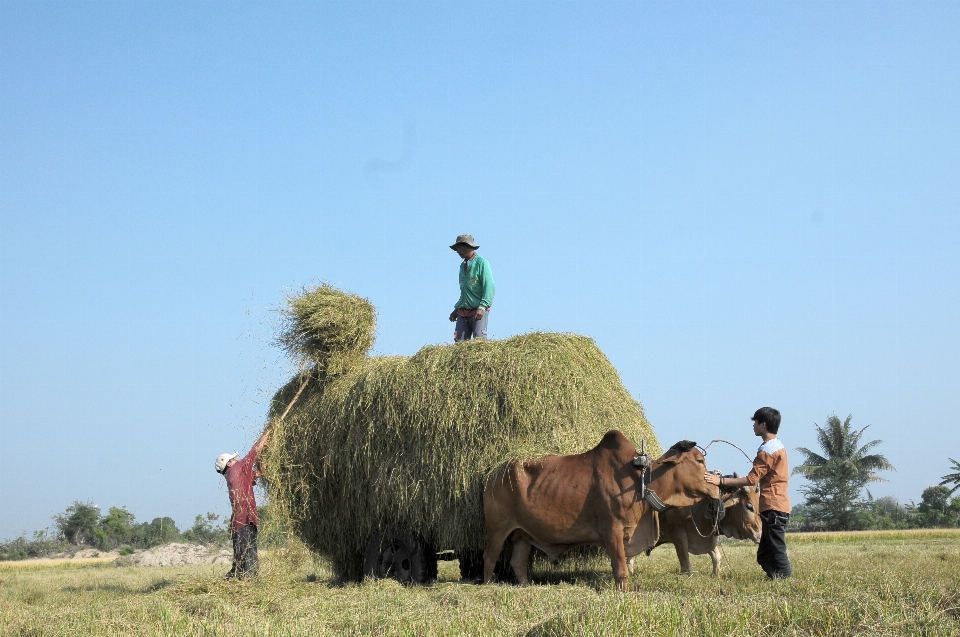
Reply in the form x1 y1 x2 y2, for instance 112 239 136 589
263 284 661 581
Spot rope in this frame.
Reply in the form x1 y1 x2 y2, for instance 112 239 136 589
689 506 721 538
689 510 737 576
715 538 733 575
702 439 754 464
688 490 724 539
687 508 739 577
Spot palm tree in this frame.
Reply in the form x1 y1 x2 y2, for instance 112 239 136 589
793 414 895 530
940 458 960 496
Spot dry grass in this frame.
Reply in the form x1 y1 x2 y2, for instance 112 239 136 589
786 528 960 543
264 285 659 580
2 530 958 636
0 556 117 569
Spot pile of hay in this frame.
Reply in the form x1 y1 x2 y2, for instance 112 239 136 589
263 284 660 580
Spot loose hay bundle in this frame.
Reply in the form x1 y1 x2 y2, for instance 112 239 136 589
276 283 377 377
263 284 661 581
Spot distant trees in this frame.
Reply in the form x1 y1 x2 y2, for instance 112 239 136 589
52 501 102 546
141 516 182 547
790 416 960 531
49 501 188 551
915 486 960 528
862 495 910 529
181 513 230 545
793 414 895 531
940 458 960 496
0 530 62 561
0 501 232 560
99 506 137 546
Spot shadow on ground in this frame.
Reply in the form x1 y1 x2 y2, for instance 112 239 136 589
523 611 584 637
61 579 175 595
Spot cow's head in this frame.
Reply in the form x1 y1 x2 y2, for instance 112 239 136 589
644 440 721 508
718 473 762 542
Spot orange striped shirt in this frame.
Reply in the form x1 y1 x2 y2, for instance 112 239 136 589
745 438 791 513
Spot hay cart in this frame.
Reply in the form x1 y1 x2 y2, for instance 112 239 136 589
263 285 661 583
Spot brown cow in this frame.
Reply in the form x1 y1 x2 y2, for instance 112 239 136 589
482 432 721 590
644 479 761 576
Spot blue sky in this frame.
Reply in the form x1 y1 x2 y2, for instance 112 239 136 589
2 1 958 538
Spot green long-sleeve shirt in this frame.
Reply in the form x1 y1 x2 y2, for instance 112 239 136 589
455 254 495 309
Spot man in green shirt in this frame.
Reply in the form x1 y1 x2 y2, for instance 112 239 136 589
448 234 495 341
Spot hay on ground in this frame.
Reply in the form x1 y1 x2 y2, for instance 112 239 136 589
263 284 660 580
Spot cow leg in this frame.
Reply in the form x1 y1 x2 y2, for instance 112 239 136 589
604 528 629 591
709 545 721 577
482 527 512 584
673 535 693 574
509 537 532 586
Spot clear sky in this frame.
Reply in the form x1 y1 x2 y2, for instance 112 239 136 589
2 1 958 539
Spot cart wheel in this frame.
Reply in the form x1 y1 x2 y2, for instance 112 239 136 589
362 527 437 584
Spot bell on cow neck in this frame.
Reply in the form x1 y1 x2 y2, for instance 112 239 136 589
632 439 651 469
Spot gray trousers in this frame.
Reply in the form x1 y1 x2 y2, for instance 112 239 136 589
455 309 489 341
226 523 259 579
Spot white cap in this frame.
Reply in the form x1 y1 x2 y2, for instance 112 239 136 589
215 452 239 474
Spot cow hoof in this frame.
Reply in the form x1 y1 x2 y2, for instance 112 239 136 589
362 527 437 584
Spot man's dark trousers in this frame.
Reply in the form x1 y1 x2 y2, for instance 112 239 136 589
227 523 259 579
757 510 792 578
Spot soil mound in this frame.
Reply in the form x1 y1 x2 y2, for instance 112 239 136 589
114 543 230 567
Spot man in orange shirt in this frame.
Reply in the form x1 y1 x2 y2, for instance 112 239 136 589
705 407 792 579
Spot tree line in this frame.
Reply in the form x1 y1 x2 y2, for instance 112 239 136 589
0 504 230 561
789 414 960 531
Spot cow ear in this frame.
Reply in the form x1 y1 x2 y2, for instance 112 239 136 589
732 471 739 478
659 449 680 464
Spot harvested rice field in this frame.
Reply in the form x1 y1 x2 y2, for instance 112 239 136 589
2 529 958 636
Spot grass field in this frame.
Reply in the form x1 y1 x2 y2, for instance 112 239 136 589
2 529 958 636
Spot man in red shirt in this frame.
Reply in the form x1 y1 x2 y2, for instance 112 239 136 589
215 427 270 580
